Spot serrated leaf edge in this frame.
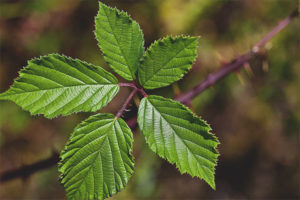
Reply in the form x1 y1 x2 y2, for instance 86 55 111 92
139 35 199 89
0 53 120 118
58 113 135 200
94 1 145 81
139 95 219 189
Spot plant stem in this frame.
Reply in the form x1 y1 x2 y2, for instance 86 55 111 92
118 82 137 88
0 152 60 183
119 82 148 97
115 88 138 119
175 53 252 104
176 9 299 104
138 88 148 97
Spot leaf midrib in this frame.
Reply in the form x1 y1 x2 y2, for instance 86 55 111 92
64 121 115 195
68 151 101 199
1 83 118 97
102 7 134 79
147 98 214 170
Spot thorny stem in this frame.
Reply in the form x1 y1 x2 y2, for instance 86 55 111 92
115 87 138 119
175 53 252 104
0 8 298 184
176 9 299 104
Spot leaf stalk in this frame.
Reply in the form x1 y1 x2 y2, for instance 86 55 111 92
115 87 138 119
119 82 148 97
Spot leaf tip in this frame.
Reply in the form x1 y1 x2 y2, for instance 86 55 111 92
210 181 216 190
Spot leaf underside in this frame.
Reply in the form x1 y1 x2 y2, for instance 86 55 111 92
95 2 144 81
59 113 134 200
0 54 119 118
138 36 199 89
137 95 219 189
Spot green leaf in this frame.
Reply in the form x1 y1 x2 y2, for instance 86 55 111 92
137 95 219 189
59 113 134 200
138 36 199 89
0 54 119 118
95 2 144 81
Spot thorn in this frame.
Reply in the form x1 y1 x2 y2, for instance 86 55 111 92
133 94 140 107
244 62 254 77
214 51 227 66
265 42 272 50
172 82 181 97
262 60 269 72
252 46 259 53
236 72 245 85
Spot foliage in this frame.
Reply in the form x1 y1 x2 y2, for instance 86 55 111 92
0 1 219 200
0 54 119 118
59 114 134 200
95 2 144 81
138 36 198 89
138 95 219 189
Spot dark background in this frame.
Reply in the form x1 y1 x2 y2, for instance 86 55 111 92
0 0 299 199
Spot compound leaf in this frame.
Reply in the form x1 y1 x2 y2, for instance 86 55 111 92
137 95 219 189
0 54 119 118
59 113 134 200
95 2 144 81
138 36 198 89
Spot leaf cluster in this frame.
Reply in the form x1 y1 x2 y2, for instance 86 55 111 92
0 1 219 200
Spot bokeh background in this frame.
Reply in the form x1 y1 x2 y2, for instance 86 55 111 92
0 0 299 199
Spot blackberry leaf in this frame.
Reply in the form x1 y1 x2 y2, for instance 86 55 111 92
0 54 119 118
59 113 134 200
137 95 219 189
138 36 198 89
95 2 144 81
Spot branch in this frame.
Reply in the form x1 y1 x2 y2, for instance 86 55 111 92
176 9 299 104
119 82 148 97
0 9 298 184
115 88 137 119
0 152 60 183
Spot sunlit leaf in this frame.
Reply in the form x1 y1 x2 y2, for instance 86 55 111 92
59 113 134 200
0 54 119 118
138 95 219 189
95 2 144 81
138 36 198 89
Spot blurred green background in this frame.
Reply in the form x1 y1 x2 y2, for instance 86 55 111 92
0 0 299 199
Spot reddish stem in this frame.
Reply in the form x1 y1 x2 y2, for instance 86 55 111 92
139 88 148 98
176 9 298 104
115 88 138 119
118 82 137 88
118 82 148 97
